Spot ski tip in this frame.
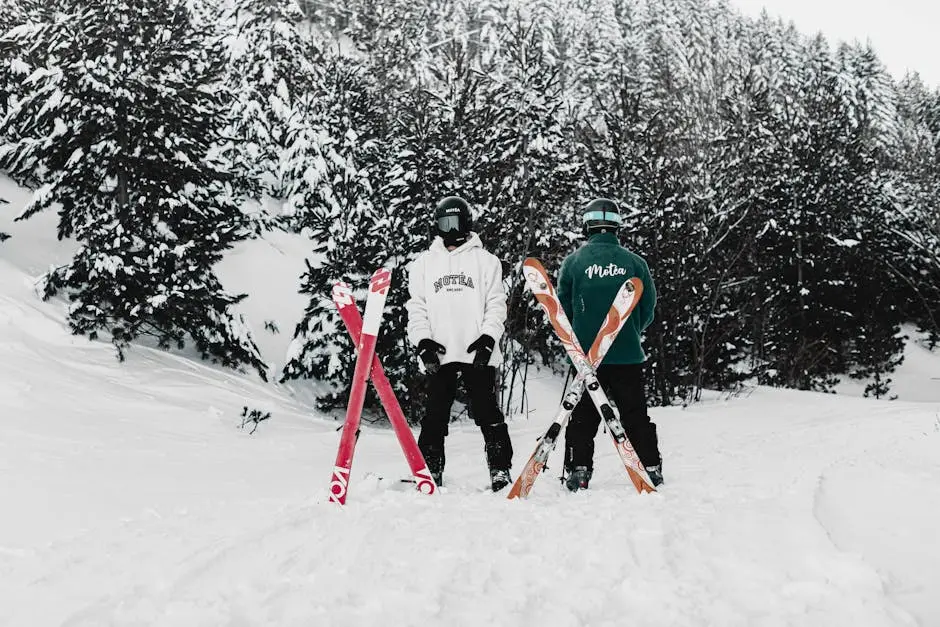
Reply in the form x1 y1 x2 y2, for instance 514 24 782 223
506 476 530 500
627 467 657 494
521 258 553 293
331 281 354 307
506 458 543 500
369 267 393 295
522 258 548 276
398 476 438 495
629 277 643 297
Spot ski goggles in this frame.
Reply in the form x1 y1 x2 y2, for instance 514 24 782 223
582 210 623 224
436 214 466 232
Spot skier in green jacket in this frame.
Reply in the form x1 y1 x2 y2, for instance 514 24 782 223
557 198 663 491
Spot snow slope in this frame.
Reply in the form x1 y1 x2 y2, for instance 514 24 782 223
3 175 940 626
836 326 940 402
0 174 314 383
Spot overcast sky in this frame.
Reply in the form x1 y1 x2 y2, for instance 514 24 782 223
727 0 940 87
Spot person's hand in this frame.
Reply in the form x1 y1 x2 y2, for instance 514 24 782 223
467 334 495 367
417 339 446 374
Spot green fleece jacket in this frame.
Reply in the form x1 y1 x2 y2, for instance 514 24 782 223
557 232 656 365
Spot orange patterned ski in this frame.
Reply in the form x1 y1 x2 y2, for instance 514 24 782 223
509 258 655 498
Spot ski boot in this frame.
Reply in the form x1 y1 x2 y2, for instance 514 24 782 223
482 424 513 492
490 468 512 492
420 445 445 488
645 463 664 487
564 465 593 492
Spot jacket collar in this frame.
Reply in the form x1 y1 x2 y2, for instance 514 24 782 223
430 232 483 254
586 232 619 246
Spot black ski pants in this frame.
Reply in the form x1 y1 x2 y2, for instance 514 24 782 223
417 363 513 471
564 363 661 470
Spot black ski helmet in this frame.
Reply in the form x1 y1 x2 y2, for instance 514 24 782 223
581 197 622 235
434 195 472 246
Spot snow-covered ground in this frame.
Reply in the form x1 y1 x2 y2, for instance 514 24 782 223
3 176 940 626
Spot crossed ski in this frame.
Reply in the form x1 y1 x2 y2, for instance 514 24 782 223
329 260 652 503
328 268 436 505
508 258 656 499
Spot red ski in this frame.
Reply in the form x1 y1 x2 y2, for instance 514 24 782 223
507 270 643 499
329 267 393 505
332 281 437 497
517 258 656 495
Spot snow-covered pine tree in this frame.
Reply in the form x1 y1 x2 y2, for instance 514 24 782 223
221 0 324 201
891 74 940 347
828 43 907 392
659 2 753 401
716 17 811 389
765 35 873 389
647 0 756 402
0 0 26 191
708 16 796 395
722 29 896 391
278 27 393 411
0 0 17 109
0 0 267 378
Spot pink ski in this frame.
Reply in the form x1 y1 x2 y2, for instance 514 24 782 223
332 281 436 497
329 267 392 505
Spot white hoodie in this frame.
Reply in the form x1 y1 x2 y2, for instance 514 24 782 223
406 233 507 367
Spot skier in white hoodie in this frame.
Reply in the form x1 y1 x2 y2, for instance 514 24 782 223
406 195 514 491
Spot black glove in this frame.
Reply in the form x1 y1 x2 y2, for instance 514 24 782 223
467 334 495 367
417 338 446 374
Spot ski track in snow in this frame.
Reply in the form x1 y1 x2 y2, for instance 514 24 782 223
813 417 940 627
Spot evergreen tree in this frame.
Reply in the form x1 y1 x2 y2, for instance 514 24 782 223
1 1 29 242
889 75 940 346
0 0 267 377
221 0 324 201
831 43 906 390
718 25 851 391
279 24 395 411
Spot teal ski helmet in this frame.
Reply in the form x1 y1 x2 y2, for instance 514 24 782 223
582 197 622 235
